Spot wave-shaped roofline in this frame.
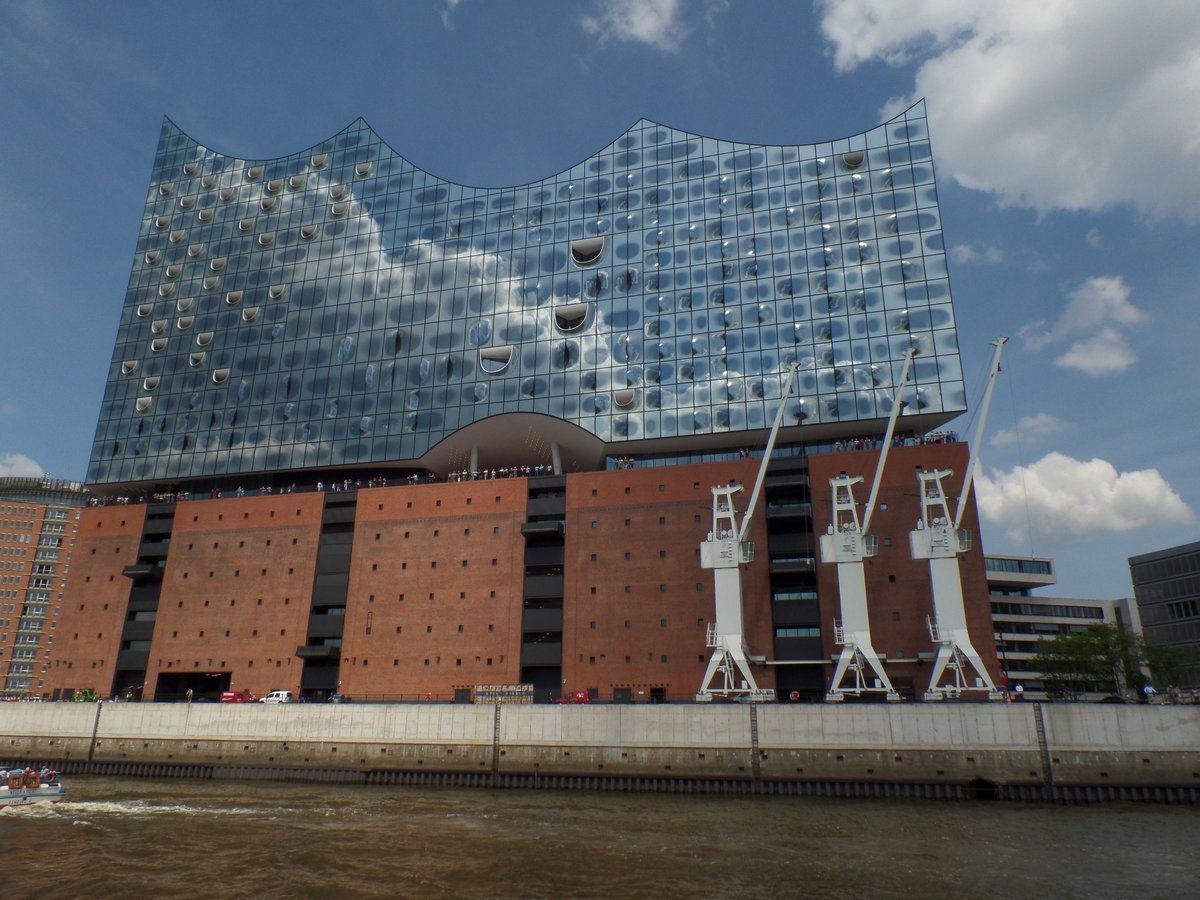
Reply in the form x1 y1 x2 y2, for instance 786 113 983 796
161 99 927 193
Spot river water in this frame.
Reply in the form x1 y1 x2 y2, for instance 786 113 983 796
2 777 1197 898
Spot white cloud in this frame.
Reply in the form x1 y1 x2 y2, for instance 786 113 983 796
976 452 1194 542
949 243 1003 265
990 412 1064 447
1053 328 1137 376
440 0 462 30
0 453 43 477
1085 228 1103 248
581 0 686 52
1020 276 1146 375
817 0 1200 220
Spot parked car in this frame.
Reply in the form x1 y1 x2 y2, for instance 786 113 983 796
220 690 256 703
259 690 294 704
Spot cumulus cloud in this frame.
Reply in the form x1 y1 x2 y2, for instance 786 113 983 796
581 0 687 52
976 452 1194 542
1020 276 1147 375
817 0 1200 220
0 453 43 477
990 412 1064 447
949 243 1003 265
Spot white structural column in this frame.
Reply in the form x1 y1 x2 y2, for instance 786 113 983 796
910 471 1001 699
695 364 799 702
822 477 900 701
820 348 914 702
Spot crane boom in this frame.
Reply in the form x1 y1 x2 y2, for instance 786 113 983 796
738 364 800 542
954 336 1006 531
862 348 916 534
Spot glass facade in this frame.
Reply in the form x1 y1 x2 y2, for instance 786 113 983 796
88 101 965 486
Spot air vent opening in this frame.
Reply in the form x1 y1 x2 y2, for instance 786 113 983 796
570 236 605 267
478 346 514 375
554 302 590 333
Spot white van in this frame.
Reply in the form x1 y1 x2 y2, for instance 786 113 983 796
259 690 294 704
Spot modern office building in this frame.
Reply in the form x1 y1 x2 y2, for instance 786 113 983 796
986 554 1143 697
1129 541 1200 688
0 478 89 697
44 101 1001 702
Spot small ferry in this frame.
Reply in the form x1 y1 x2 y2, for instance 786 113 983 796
0 768 65 809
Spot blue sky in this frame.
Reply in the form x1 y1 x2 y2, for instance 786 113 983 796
0 0 1196 601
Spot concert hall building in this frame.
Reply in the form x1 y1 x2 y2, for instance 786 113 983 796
41 101 999 702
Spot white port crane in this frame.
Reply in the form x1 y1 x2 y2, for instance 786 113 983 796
820 348 916 702
910 337 1007 701
696 364 799 702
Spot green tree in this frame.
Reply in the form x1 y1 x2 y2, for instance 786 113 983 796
1030 624 1182 699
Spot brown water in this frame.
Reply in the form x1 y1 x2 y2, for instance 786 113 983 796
2 777 1197 899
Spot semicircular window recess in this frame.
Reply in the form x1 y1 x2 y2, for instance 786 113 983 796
211 368 231 385
355 161 372 178
329 183 348 200
120 360 139 375
265 178 283 194
310 153 328 169
158 283 175 298
246 165 264 182
209 257 226 272
149 337 167 353
144 250 160 265
260 197 276 213
135 396 152 413
135 304 153 318
188 352 205 368
178 195 195 210
219 187 235 202
200 173 216 189
202 276 219 291
159 182 174 197
176 316 194 331
554 302 590 333
165 264 182 280
257 232 275 248
300 224 318 240
289 174 306 190
175 297 194 313
187 244 204 258
197 208 214 223
241 306 260 323
238 218 254 233
268 285 286 300
195 332 214 348
570 236 605 267
182 161 197 176
330 201 349 218
224 291 242 306
154 216 171 230
614 388 638 409
168 230 186 244
150 319 167 335
142 376 160 391
840 150 865 171
478 345 514 375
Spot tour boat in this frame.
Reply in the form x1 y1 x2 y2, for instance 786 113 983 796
0 769 65 808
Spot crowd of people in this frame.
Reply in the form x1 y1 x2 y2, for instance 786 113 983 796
446 465 555 481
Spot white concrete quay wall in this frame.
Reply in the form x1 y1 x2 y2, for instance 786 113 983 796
2 702 1197 754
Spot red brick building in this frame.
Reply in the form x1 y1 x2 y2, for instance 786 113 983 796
43 444 997 703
